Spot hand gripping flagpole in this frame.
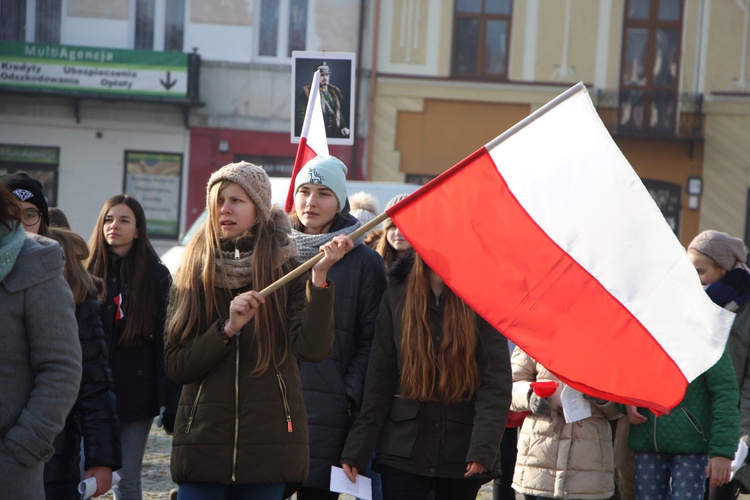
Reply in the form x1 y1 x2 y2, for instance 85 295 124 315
259 212 388 297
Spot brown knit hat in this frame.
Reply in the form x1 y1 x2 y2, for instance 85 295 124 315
688 230 748 271
207 162 272 222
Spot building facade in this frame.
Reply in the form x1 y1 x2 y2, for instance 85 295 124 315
1 0 749 247
371 0 750 246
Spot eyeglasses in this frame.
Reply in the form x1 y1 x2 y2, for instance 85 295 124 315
21 209 41 227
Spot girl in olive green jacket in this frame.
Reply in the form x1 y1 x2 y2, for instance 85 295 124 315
164 162 352 499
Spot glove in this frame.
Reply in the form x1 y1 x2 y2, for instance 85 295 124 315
156 406 166 428
528 392 551 416
162 411 176 435
583 394 608 405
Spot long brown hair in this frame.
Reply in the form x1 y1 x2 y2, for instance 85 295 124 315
50 227 103 305
87 195 162 347
166 180 292 376
0 184 21 230
375 218 400 271
400 254 479 404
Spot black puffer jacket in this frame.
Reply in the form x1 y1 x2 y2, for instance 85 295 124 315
296 213 387 490
101 252 172 422
44 291 121 499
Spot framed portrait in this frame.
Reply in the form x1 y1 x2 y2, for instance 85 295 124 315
291 51 355 146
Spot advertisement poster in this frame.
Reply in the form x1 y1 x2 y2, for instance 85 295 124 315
124 151 182 238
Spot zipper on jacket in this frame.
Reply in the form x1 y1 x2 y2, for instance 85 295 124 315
277 373 293 432
653 417 659 453
681 408 707 442
185 380 205 434
232 335 240 482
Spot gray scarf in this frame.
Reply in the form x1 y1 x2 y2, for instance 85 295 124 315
291 220 364 261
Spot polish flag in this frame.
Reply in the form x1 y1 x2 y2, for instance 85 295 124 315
285 69 330 213
386 83 735 414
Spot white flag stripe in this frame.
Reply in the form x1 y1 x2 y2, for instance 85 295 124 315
487 86 734 382
302 69 329 157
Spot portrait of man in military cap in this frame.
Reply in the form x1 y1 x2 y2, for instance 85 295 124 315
292 51 355 146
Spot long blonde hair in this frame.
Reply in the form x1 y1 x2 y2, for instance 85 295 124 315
49 227 103 305
400 254 479 404
166 181 293 376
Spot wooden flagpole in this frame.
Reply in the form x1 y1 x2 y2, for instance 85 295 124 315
259 211 389 297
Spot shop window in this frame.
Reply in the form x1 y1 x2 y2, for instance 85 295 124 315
643 179 681 236
0 144 60 206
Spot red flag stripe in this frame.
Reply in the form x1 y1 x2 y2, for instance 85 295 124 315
388 149 686 414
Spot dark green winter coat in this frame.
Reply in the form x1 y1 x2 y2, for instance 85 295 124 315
627 349 739 459
165 271 334 486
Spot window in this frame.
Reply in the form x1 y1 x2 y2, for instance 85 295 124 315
0 0 61 43
135 0 155 50
619 0 683 133
164 0 185 52
133 0 185 52
258 0 308 58
0 1 26 41
35 0 61 43
452 0 512 79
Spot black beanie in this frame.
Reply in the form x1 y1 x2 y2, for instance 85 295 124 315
0 172 49 225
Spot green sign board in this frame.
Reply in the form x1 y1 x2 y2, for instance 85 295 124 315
0 144 59 164
0 42 188 98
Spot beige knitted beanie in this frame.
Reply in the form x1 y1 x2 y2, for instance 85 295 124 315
688 230 747 271
207 162 272 222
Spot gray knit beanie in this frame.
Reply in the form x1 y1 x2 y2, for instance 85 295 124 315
207 162 272 222
385 193 410 211
688 230 748 271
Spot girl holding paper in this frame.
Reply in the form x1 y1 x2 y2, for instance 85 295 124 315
510 347 621 499
289 155 387 500
87 195 172 500
165 161 348 499
340 251 511 500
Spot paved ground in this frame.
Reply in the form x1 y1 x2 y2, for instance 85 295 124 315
97 423 750 500
94 423 497 499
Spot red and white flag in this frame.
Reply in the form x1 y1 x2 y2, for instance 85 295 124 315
285 69 329 212
386 83 734 414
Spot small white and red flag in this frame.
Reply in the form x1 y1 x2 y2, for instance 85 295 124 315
285 69 329 213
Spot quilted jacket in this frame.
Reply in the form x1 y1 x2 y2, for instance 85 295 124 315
510 348 621 499
627 349 739 458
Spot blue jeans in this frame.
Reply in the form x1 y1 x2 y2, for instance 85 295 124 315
113 418 153 500
178 481 286 500
634 451 708 500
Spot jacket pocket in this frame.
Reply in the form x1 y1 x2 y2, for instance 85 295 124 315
681 408 707 443
444 402 475 460
183 380 205 435
378 398 420 458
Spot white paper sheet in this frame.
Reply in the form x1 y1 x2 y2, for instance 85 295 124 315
78 470 121 499
561 385 592 423
330 465 372 500
731 440 748 480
